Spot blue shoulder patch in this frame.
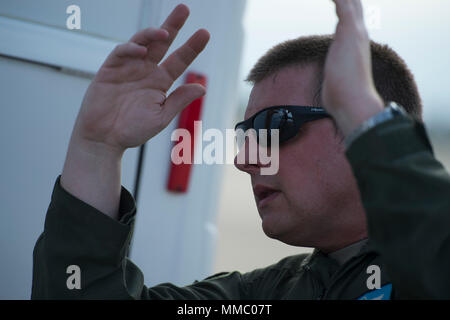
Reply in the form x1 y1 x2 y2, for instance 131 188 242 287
357 284 392 300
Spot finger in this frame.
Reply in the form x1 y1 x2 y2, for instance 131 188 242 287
352 0 369 36
333 0 369 40
333 0 357 24
115 42 147 58
163 83 206 121
159 29 210 83
145 4 191 63
352 0 364 18
129 27 169 46
104 42 148 67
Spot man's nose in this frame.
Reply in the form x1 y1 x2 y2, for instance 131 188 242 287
234 134 262 174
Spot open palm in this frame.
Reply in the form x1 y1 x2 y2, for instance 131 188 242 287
74 4 210 151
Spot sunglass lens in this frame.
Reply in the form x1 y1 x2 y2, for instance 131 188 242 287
254 108 298 146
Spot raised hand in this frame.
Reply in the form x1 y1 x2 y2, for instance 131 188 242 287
322 0 384 136
61 4 210 218
74 4 210 153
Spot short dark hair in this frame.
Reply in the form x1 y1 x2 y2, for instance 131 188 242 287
246 35 423 121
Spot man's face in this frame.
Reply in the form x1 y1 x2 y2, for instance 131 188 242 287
234 64 367 252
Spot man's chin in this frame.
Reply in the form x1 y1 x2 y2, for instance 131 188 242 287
260 214 307 246
260 215 285 241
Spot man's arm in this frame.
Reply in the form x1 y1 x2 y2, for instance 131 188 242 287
346 115 450 299
323 0 450 298
32 176 246 299
33 4 210 298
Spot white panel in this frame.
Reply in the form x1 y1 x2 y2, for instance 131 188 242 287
0 16 120 76
0 0 143 41
0 56 139 299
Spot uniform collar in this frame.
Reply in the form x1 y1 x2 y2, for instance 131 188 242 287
300 238 373 270
328 238 369 266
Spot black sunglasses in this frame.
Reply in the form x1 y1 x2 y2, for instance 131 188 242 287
234 105 331 148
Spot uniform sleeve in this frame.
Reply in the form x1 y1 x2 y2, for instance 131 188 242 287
346 115 450 299
31 176 247 299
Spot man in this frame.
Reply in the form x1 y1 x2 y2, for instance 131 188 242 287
32 0 450 299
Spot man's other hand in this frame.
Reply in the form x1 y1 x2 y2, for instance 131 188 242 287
322 0 384 137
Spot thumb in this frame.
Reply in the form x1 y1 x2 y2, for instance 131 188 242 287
163 83 206 119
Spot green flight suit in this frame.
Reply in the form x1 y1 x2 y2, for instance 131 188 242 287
31 114 450 299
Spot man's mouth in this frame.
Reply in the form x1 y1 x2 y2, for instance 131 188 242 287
253 185 281 208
